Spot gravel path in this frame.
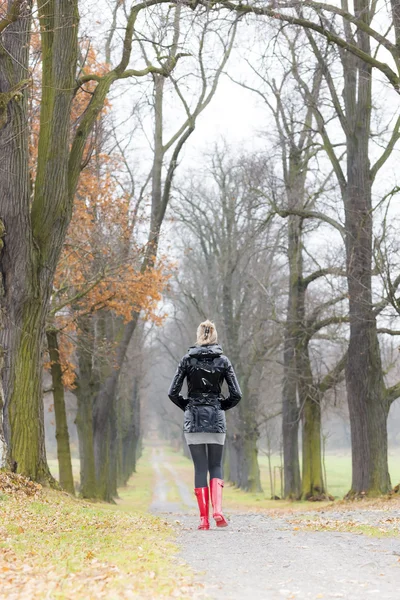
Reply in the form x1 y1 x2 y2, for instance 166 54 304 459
150 449 400 600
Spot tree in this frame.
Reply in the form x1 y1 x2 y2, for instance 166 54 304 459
291 23 400 495
232 30 348 498
0 0 188 482
89 7 238 500
171 148 283 491
203 0 400 93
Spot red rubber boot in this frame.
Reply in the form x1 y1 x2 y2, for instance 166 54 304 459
210 478 228 527
194 487 210 530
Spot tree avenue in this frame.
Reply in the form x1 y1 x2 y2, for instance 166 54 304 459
1 0 400 504
0 0 184 482
199 0 400 496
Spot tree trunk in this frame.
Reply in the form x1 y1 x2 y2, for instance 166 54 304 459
343 17 391 496
301 392 325 499
0 3 51 481
4 299 53 480
0 225 7 469
281 211 302 499
345 172 390 494
226 380 262 492
0 351 7 469
282 335 301 499
47 330 75 494
75 321 97 498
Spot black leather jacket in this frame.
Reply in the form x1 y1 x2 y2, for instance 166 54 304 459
168 344 242 434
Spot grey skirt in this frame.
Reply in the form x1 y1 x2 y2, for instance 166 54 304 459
185 432 226 445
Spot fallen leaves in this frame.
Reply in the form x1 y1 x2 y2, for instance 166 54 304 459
0 472 42 497
0 484 201 599
287 515 400 537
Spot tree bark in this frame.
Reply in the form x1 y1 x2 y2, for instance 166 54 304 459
75 320 97 498
282 202 303 499
46 330 75 494
299 346 325 499
0 351 7 469
0 222 7 469
342 11 391 496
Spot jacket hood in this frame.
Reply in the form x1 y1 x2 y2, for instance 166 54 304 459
188 343 223 357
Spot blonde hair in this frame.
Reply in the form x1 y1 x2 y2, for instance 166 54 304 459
196 320 218 345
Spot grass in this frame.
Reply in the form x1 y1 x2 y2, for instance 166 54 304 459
0 452 200 599
162 446 400 514
116 452 155 514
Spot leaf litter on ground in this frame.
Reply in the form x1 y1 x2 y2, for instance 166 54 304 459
0 472 204 599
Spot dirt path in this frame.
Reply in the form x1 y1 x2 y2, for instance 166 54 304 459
150 448 400 600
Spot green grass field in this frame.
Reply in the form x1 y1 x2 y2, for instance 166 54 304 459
257 451 400 499
161 446 400 512
47 445 400 511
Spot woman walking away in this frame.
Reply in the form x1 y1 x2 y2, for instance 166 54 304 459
168 320 242 530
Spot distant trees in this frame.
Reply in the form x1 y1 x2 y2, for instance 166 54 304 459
0 0 237 498
294 26 400 496
47 118 167 498
170 148 283 491
234 16 400 496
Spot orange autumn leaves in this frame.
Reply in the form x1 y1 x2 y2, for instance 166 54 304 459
34 46 171 387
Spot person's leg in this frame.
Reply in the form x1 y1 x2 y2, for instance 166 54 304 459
188 444 209 530
207 443 223 480
188 444 208 488
208 443 228 527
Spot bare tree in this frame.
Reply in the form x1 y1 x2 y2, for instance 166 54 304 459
232 30 349 498
90 7 238 500
170 147 283 491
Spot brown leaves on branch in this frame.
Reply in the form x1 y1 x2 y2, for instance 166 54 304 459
36 46 172 388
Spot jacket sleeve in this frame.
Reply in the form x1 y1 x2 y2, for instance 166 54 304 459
221 358 242 411
168 357 188 411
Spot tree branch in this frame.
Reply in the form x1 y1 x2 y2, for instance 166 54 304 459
272 206 346 239
385 381 400 405
318 351 347 394
200 0 400 92
302 267 347 288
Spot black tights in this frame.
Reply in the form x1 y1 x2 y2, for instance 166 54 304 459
188 443 224 488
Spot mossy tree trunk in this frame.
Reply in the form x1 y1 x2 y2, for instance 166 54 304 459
281 150 305 499
343 39 391 495
304 14 392 496
298 343 325 499
75 319 98 498
0 349 7 469
46 329 75 494
0 222 7 469
301 393 324 498
0 0 178 484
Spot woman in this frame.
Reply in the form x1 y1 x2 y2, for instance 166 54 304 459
168 320 242 530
